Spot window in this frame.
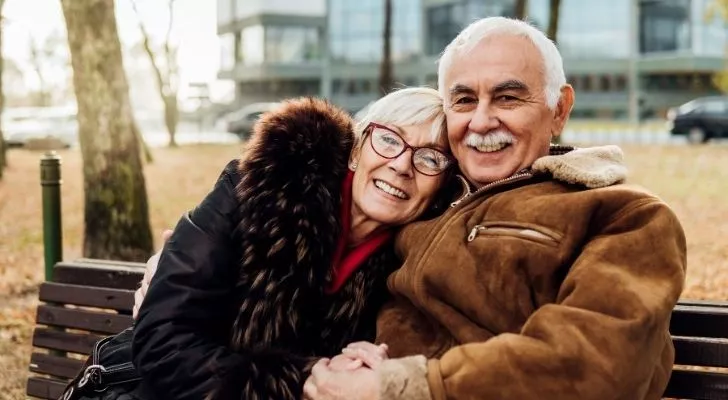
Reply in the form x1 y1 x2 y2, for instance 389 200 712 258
218 33 236 71
702 100 727 115
639 0 691 53
329 0 421 63
265 26 321 64
426 4 463 55
599 75 611 92
241 25 264 65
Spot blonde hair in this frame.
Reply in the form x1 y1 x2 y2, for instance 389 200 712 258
438 16 566 109
355 87 446 144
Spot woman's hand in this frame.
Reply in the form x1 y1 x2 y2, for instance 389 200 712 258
340 342 388 369
133 229 173 319
303 359 380 400
327 354 363 371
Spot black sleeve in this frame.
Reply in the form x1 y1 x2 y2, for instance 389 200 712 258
132 161 315 400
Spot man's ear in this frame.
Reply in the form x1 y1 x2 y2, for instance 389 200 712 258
551 84 575 138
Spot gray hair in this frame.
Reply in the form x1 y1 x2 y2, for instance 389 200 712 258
355 87 446 144
438 16 566 109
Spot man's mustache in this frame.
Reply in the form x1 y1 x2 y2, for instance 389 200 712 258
464 130 515 147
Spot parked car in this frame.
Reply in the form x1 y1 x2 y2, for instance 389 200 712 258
225 102 281 139
2 107 78 148
667 96 728 144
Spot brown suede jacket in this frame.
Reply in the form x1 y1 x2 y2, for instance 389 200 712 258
374 145 687 400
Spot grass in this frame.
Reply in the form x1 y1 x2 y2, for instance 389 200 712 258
0 143 726 399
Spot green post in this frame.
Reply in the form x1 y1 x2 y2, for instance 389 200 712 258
41 151 62 281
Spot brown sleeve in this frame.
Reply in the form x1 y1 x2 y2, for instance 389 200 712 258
427 200 686 399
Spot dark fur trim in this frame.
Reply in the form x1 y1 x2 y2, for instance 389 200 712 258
231 97 354 347
206 98 399 399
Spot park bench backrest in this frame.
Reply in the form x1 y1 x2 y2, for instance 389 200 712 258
26 259 143 400
664 300 728 400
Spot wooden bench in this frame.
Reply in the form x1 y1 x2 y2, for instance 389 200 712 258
25 262 728 400
665 300 728 400
26 259 144 400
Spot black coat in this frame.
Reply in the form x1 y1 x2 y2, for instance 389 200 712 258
132 98 399 400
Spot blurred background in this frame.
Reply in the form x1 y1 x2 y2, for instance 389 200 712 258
0 1 727 398
3 0 728 147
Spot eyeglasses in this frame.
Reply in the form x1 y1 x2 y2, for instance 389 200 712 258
364 122 453 176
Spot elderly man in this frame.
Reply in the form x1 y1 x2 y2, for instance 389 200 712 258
303 16 686 400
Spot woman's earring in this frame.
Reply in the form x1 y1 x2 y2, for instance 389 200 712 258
349 162 358 171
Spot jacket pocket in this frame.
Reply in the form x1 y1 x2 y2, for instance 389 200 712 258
467 221 562 247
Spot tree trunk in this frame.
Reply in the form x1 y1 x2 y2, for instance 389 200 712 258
547 0 562 43
0 0 6 179
163 93 179 147
61 0 153 261
378 0 394 95
515 0 528 20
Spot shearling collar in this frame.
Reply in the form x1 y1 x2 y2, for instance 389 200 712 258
450 145 628 207
532 144 627 188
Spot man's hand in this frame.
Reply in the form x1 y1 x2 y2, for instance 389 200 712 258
303 359 380 400
133 229 173 319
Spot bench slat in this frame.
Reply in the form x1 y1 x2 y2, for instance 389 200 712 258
29 353 84 380
39 282 134 312
52 261 144 290
75 257 147 268
663 370 728 400
32 327 102 355
36 305 133 335
674 337 728 368
678 299 728 308
671 305 728 339
26 376 67 400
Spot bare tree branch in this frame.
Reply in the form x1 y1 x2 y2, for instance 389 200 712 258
163 0 177 86
129 0 167 94
129 0 180 147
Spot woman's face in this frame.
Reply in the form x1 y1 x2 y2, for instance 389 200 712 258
351 121 449 227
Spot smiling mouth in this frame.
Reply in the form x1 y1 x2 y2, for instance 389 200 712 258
374 179 409 200
469 142 512 153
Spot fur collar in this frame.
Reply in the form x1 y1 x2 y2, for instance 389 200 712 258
449 145 628 206
532 144 627 188
230 97 355 349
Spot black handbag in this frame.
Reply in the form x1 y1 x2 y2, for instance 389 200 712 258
59 327 144 400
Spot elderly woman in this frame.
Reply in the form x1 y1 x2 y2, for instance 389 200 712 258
130 88 454 400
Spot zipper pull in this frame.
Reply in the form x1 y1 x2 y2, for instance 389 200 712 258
467 225 483 242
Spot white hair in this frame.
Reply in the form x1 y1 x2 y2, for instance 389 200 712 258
355 87 446 144
437 16 566 110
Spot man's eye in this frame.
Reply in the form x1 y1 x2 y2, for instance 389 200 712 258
497 95 519 102
453 97 475 105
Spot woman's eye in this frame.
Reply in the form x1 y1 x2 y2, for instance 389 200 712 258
381 135 400 145
422 156 438 167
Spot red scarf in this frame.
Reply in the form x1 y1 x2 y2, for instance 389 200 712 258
325 172 393 294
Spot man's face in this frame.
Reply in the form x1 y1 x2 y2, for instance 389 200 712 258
443 35 573 187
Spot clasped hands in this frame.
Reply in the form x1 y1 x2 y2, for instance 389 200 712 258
303 341 388 400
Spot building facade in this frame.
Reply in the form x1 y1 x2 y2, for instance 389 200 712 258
217 0 728 118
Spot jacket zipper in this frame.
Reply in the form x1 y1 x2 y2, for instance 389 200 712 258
466 225 560 243
406 170 535 300
467 226 483 242
450 171 534 209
